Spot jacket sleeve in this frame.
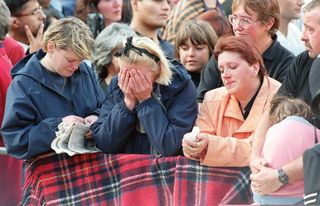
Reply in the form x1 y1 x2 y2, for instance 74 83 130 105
91 80 136 153
136 80 198 156
197 57 222 103
196 91 251 167
200 134 251 167
83 62 106 116
1 81 61 159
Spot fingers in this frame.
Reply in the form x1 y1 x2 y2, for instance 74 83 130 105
62 115 85 125
25 25 33 43
85 130 93 139
37 23 44 38
182 138 207 158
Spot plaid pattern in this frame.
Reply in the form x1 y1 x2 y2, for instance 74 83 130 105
162 0 206 43
22 153 252 206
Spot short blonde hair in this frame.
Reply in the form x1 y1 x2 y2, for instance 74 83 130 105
43 17 94 60
118 36 172 85
269 95 312 125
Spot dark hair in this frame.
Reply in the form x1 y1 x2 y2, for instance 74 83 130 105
174 20 218 59
4 0 31 15
214 36 267 79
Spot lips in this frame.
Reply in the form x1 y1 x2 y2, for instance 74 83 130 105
224 81 235 88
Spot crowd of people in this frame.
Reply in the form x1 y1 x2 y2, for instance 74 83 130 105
0 0 320 205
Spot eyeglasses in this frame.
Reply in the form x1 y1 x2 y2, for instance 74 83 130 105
14 6 43 17
228 15 259 29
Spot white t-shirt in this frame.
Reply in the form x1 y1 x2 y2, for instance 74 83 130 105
276 23 305 56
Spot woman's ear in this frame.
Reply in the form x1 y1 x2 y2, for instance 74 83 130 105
264 17 275 32
251 63 260 76
46 41 56 53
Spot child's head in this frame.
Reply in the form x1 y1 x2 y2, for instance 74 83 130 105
174 20 218 73
269 95 312 125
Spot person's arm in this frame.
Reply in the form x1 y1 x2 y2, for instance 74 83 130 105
91 79 136 153
197 57 222 103
137 80 198 156
1 80 61 159
283 156 303 183
250 110 272 173
250 156 303 195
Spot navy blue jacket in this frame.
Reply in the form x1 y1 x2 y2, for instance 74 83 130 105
1 50 105 159
91 60 198 156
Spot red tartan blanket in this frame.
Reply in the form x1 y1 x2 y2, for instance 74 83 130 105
22 153 252 206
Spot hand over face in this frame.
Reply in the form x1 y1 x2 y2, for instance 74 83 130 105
129 69 153 103
118 68 137 110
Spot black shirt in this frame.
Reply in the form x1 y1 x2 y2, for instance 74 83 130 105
278 51 314 104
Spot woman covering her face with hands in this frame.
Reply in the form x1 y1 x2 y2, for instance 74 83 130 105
91 36 198 156
182 36 281 167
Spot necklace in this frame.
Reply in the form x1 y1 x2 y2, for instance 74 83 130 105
45 67 67 94
41 58 67 94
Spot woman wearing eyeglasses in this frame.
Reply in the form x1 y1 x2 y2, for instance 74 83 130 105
197 0 295 103
91 36 198 156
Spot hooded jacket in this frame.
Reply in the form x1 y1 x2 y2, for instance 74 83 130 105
1 50 105 159
91 60 198 156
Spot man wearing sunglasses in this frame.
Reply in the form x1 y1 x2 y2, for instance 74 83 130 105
4 0 46 54
197 0 294 103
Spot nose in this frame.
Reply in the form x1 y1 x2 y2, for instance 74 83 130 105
162 0 170 10
187 47 196 56
221 68 231 79
301 30 307 42
39 10 46 20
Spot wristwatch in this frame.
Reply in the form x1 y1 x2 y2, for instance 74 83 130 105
278 168 289 185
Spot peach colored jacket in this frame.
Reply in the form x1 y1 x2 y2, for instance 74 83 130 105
197 77 281 167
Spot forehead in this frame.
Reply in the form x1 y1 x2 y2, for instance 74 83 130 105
57 48 81 61
304 9 320 26
218 51 243 64
233 5 258 18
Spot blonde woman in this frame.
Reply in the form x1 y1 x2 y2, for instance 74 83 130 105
1 17 105 159
92 36 198 156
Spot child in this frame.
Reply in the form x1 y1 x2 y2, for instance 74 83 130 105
174 20 218 88
253 95 320 205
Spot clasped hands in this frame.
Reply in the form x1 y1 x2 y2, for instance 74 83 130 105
182 132 209 161
118 68 153 111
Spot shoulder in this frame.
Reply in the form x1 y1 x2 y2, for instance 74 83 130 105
203 87 228 102
265 76 281 88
